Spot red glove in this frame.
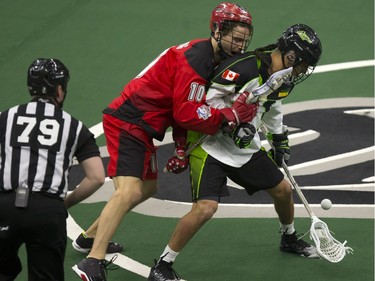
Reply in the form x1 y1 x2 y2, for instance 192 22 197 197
220 92 259 126
164 142 189 174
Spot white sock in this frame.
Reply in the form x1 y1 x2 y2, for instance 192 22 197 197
160 245 179 263
280 222 295 235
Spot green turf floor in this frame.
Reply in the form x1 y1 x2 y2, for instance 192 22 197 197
2 0 373 280
16 203 374 281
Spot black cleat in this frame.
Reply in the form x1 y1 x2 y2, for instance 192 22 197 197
72 256 118 281
280 231 318 258
72 233 124 254
148 259 181 281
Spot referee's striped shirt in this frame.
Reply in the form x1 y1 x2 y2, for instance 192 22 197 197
0 99 100 198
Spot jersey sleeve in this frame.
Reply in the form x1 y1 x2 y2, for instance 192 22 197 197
75 124 100 163
170 120 187 145
171 41 224 135
206 82 237 109
261 100 284 134
260 81 295 134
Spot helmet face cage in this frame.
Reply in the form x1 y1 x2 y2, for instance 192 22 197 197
27 58 70 97
220 20 253 54
210 3 253 58
293 64 315 85
277 24 322 84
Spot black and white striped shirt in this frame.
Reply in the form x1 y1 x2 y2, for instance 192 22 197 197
0 99 100 198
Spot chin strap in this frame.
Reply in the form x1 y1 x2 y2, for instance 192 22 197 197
211 32 231 60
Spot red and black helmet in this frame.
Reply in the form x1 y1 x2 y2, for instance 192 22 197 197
210 2 253 32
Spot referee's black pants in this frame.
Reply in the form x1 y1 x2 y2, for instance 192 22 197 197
0 192 67 281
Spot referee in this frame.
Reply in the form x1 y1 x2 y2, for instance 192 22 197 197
0 58 105 281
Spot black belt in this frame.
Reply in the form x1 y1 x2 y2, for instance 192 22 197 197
0 190 62 200
32 191 62 200
0 189 15 193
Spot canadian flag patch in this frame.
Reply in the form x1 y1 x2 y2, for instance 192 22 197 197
222 69 240 81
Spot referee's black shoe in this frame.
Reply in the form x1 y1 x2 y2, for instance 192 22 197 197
148 259 181 281
72 232 124 254
72 255 118 281
280 231 319 258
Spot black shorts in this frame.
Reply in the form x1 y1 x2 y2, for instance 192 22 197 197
190 147 284 201
0 192 67 281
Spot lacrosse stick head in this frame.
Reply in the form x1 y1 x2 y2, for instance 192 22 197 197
310 216 353 263
266 67 293 90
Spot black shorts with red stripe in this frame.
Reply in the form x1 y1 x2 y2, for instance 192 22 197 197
103 114 158 180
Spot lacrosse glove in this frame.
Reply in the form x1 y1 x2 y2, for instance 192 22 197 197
165 142 189 174
228 123 256 149
220 92 259 126
267 131 290 167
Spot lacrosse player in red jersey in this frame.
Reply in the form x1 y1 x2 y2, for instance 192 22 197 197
149 24 323 281
72 3 258 281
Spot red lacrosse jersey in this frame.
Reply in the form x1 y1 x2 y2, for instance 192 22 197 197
104 39 224 142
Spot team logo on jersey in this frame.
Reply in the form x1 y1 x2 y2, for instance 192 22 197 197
222 69 240 81
196 105 212 120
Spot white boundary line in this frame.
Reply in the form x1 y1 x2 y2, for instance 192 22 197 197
314 60 375 73
67 214 154 279
132 198 375 219
288 146 375 176
77 180 375 219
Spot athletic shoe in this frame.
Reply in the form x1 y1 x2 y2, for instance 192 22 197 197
148 259 181 281
72 233 124 254
72 256 118 281
280 231 319 258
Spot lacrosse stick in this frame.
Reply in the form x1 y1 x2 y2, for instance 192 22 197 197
184 134 211 156
260 124 353 263
163 67 294 173
245 67 293 103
